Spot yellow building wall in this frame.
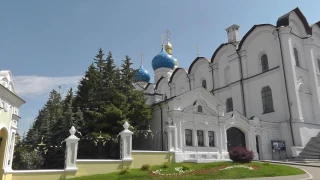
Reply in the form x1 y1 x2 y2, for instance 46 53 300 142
0 108 12 129
8 151 175 180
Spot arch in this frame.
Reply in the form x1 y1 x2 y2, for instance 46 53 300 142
226 127 246 151
238 24 275 51
169 68 188 83
0 125 8 177
261 86 274 113
201 79 207 89
276 7 312 35
188 57 210 74
155 77 170 99
260 54 269 72
197 105 203 113
211 43 228 63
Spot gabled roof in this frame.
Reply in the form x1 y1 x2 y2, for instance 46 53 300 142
210 43 228 63
276 7 312 35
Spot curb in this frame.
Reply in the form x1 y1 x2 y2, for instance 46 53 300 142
255 160 320 168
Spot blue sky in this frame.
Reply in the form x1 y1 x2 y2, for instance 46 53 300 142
0 0 319 135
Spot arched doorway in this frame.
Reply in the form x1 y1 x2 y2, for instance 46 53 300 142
227 127 246 151
0 128 8 179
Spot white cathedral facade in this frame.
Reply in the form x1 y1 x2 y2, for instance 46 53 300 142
134 7 320 162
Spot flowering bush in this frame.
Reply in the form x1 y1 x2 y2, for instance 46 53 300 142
228 146 254 163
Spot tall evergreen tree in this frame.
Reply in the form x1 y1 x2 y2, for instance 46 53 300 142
93 48 106 74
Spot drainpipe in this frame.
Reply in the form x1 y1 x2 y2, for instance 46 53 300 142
158 104 164 150
235 48 247 117
210 64 215 95
276 28 295 146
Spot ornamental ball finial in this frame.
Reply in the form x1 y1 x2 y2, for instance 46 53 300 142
123 121 130 130
69 126 76 135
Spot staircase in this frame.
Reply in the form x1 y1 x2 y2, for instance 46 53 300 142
296 136 320 160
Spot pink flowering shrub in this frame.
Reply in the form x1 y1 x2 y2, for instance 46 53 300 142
228 146 254 163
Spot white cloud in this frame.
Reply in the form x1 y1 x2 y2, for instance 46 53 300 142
13 75 82 97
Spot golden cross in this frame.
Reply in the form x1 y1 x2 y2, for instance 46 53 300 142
139 53 144 65
165 30 171 41
197 44 200 57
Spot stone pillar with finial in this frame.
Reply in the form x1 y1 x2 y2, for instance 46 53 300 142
119 121 133 161
65 126 80 171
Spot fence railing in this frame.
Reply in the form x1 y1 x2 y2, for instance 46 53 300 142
132 131 168 151
77 136 120 159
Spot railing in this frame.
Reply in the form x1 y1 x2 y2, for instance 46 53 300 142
77 136 120 159
132 131 168 151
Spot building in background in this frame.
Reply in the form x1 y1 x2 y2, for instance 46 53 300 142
135 7 320 162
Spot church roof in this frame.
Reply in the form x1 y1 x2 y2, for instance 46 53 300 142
276 7 312 35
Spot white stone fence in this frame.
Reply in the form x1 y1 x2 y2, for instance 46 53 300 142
64 121 134 171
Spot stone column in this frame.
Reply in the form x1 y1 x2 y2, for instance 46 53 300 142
173 118 182 151
65 126 80 171
119 121 133 161
167 125 176 151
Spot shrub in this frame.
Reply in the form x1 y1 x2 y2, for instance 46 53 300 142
182 164 191 171
119 167 131 175
228 146 254 163
263 162 270 166
162 161 170 168
140 164 151 171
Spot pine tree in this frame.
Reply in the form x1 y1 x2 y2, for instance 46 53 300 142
93 48 106 74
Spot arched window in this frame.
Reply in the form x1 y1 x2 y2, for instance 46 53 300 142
261 86 274 113
197 105 203 113
202 79 207 89
261 54 269 72
226 98 233 113
294 48 300 67
317 58 320 72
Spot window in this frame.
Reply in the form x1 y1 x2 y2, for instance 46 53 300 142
197 130 204 146
226 98 233 113
202 79 207 89
185 129 193 146
198 105 203 113
208 131 215 147
261 54 269 72
317 58 320 73
294 48 300 67
261 86 274 113
224 67 230 85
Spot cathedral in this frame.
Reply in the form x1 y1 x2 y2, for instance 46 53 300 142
134 7 320 162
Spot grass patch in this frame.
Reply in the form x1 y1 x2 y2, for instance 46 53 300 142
69 161 305 180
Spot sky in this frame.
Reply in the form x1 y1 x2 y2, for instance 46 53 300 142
0 0 319 135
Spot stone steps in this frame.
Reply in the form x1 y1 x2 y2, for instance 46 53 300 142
297 135 320 160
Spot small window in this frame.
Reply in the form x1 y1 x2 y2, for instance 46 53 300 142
294 48 300 67
202 79 207 89
317 58 320 73
261 54 269 72
185 129 193 146
208 131 215 147
197 130 204 146
261 86 274 113
198 105 203 113
226 98 233 113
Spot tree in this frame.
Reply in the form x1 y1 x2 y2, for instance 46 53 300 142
93 48 106 74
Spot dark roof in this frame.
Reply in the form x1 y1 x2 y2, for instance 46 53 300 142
313 21 320 29
238 24 275 50
155 76 165 89
210 43 228 63
188 56 208 74
169 68 188 83
144 83 153 90
276 7 312 35
151 96 176 107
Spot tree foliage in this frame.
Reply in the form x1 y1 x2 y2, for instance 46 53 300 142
13 48 152 169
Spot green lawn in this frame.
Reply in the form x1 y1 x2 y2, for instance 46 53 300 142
70 162 305 180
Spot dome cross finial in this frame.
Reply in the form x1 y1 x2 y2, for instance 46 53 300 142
165 30 171 42
139 53 144 65
197 44 200 57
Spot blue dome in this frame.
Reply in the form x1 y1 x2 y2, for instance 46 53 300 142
135 65 150 83
151 48 175 70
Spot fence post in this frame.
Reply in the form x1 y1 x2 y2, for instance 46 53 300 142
119 121 133 161
65 126 80 171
